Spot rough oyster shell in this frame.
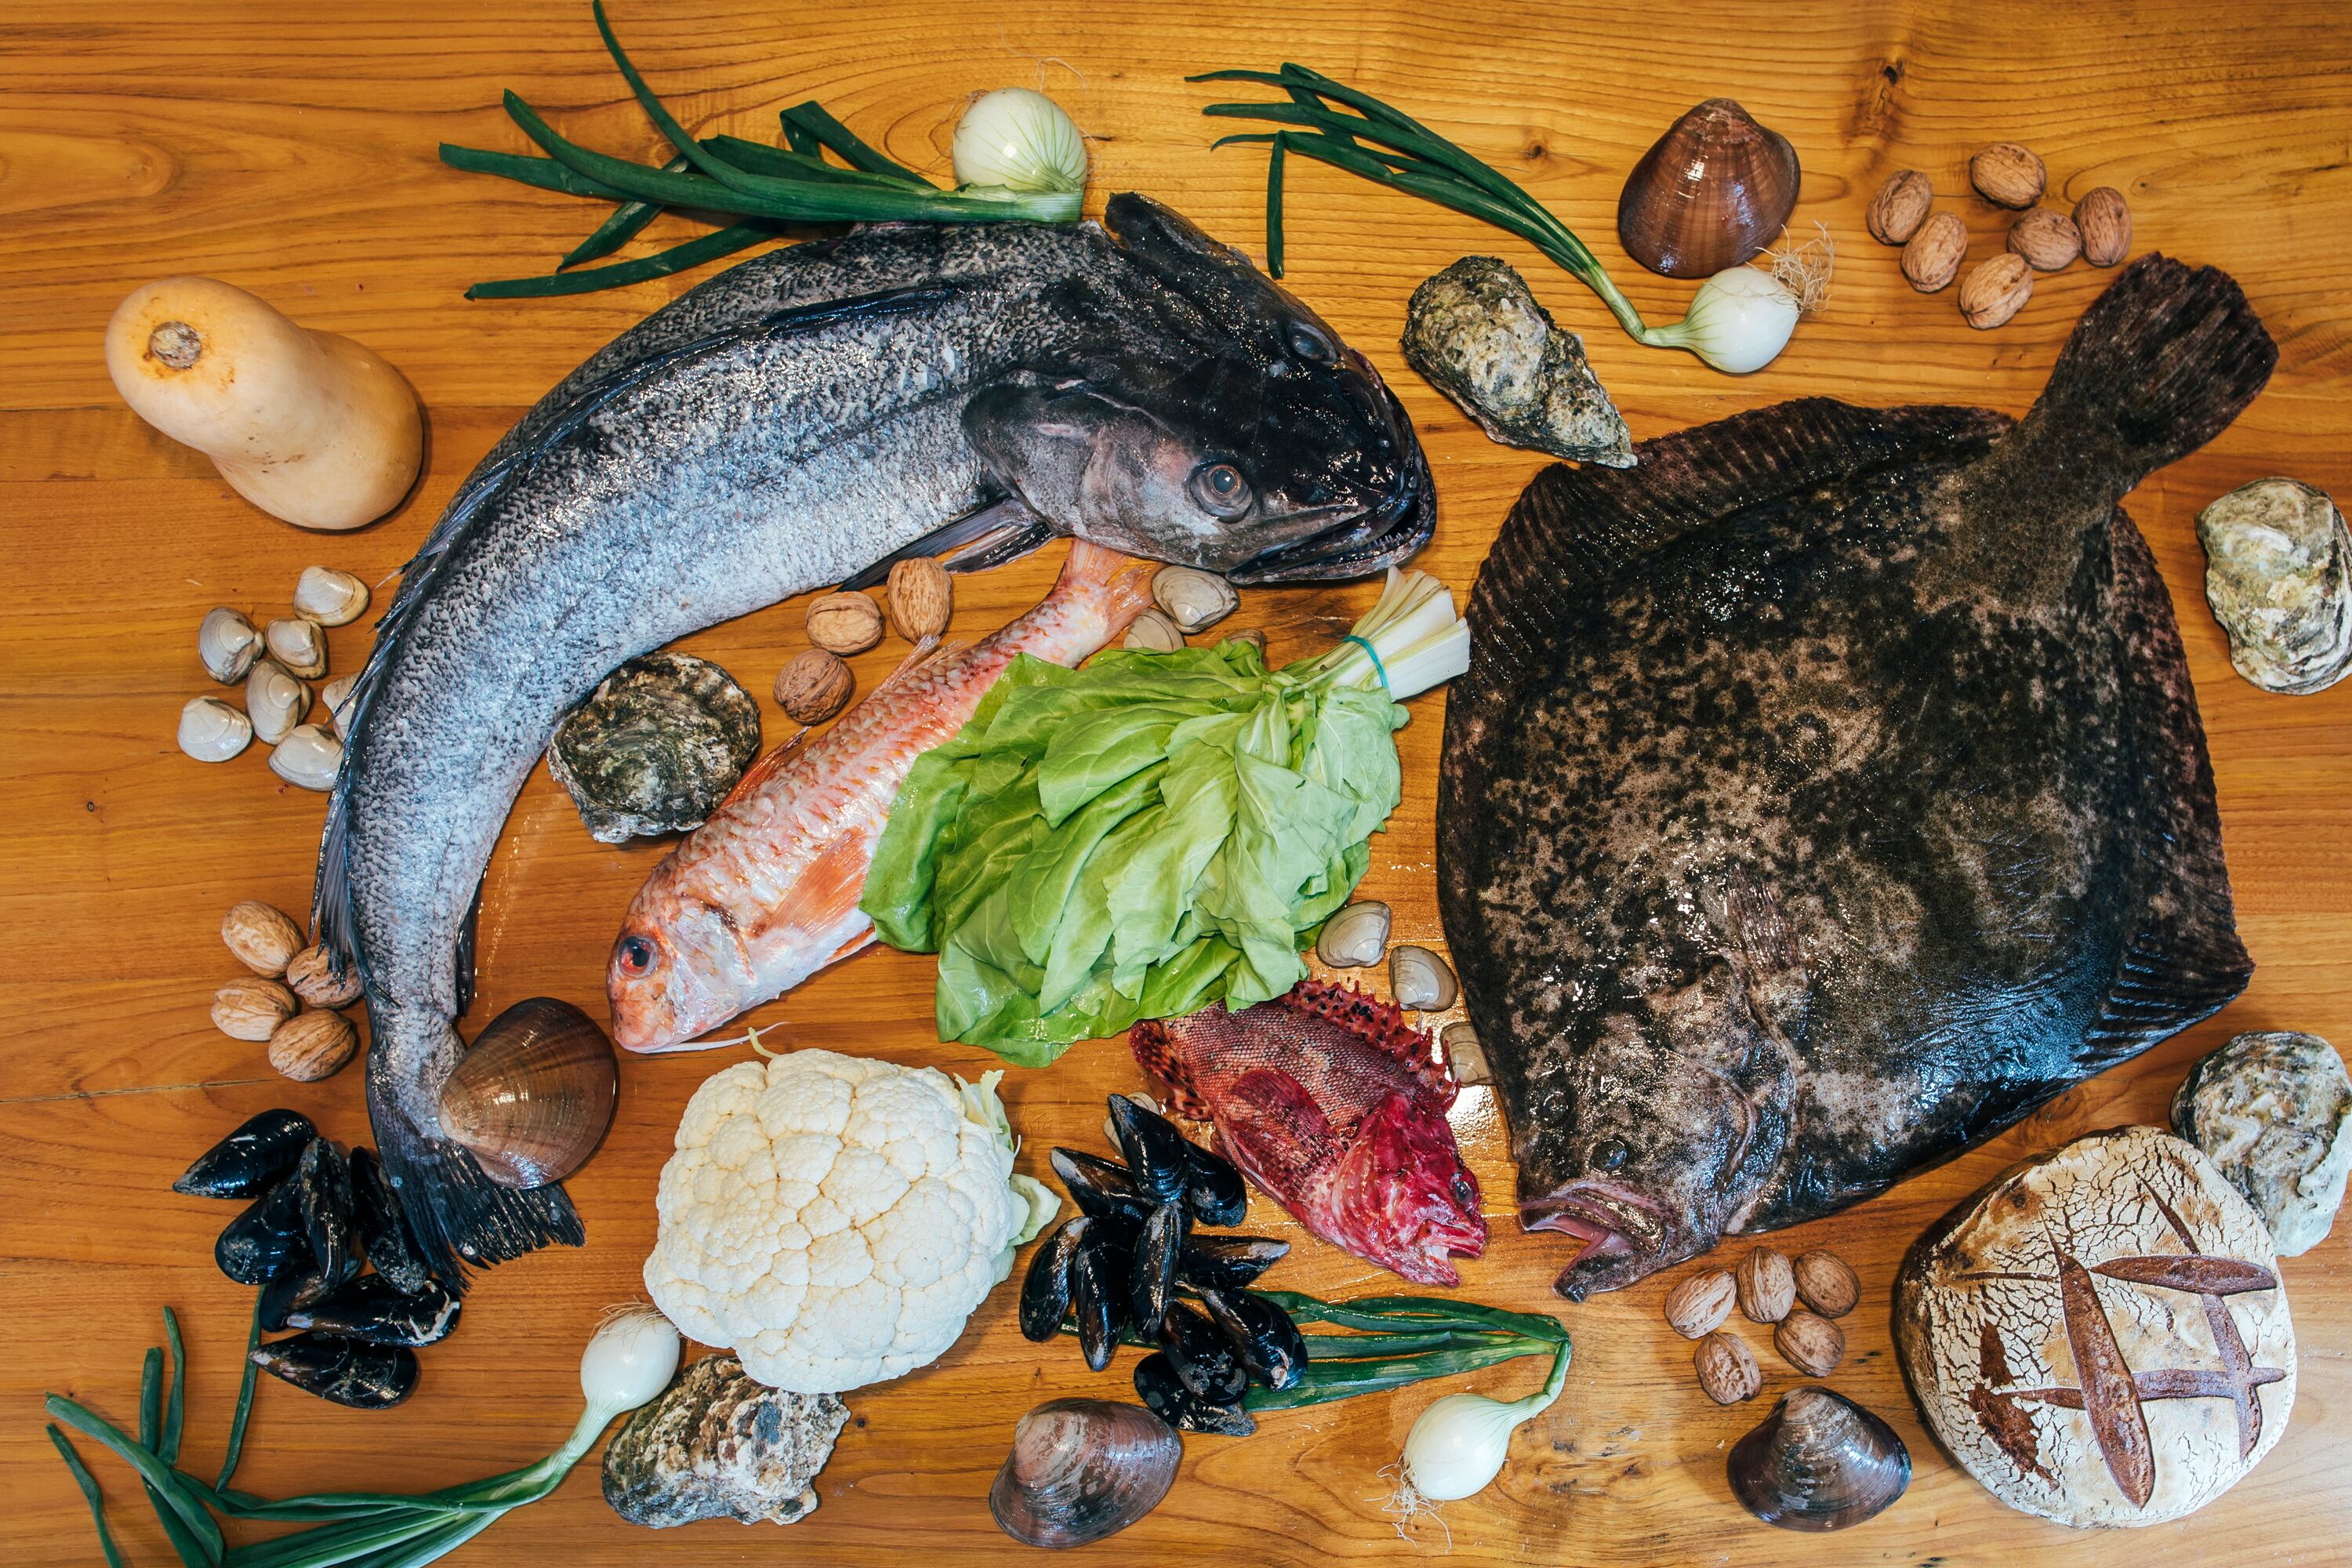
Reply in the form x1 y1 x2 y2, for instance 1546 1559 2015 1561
1401 256 1635 467
548 652 762 841
2196 477 2351 695
601 1352 849 1528
2173 1030 2352 1257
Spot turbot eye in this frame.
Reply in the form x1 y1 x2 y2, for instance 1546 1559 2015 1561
1287 322 1335 362
616 935 658 976
1591 1137 1629 1172
1189 461 1253 519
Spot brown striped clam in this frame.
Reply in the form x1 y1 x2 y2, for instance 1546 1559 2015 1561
989 1398 1181 1548
1617 100 1800 278
437 996 619 1188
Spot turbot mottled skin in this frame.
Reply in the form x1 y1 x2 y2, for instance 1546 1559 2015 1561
317 196 1433 1283
1437 257 2274 1298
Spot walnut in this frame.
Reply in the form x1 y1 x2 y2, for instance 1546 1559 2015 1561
2008 209 2082 272
1960 253 2034 329
885 558 953 641
772 648 854 725
1696 1330 1762 1404
268 1011 356 1082
2073 186 2132 267
1969 142 2046 209
212 978 296 1041
1775 1309 1846 1377
1737 1246 1796 1323
1866 169 1933 245
1900 212 1967 293
1792 1249 1860 1317
222 900 303 977
804 591 884 655
285 944 363 1008
1664 1269 1737 1338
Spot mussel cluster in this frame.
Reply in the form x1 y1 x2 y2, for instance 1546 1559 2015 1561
176 1109 461 1409
1021 1098 1307 1436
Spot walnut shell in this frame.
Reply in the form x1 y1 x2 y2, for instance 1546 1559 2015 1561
1664 1269 1737 1338
1900 212 1967 293
1697 1330 1762 1404
1737 1246 1797 1323
773 648 854 725
1792 1249 1860 1317
2008 209 2082 271
886 558 952 641
268 1010 357 1082
212 978 296 1041
285 944 363 1008
1969 142 2046 209
1959 252 2034 329
222 901 304 977
804 592 884 655
1775 1309 1846 1377
2073 186 2132 267
1866 169 1933 245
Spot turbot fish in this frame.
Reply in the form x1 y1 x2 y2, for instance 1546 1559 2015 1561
1436 256 2274 1298
608 540 1158 1052
316 196 1433 1282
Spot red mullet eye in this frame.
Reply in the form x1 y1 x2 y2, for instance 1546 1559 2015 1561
617 935 656 976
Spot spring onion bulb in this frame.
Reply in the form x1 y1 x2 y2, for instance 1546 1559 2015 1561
953 87 1088 195
1302 568 1469 701
1392 1333 1573 1512
1641 267 1801 374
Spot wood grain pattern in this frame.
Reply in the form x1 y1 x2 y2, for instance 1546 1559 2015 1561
2 2 2347 1563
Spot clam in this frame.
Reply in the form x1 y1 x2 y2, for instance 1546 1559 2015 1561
250 1332 419 1410
990 1399 1181 1548
1389 943 1458 1011
175 1108 318 1198
1133 1352 1254 1436
349 1145 433 1295
245 658 310 746
265 615 328 679
178 695 252 763
268 723 343 790
1129 1202 1189 1327
547 651 764 842
1617 99 1801 278
1181 1142 1248 1229
1175 1235 1289 1290
437 996 619 1189
1151 566 1238 633
292 565 370 627
198 607 263 684
1316 899 1391 968
1727 1386 1910 1532
1108 1096 1192 1204
1021 1216 1092 1342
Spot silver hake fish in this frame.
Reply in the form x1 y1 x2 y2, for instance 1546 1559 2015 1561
314 196 1433 1284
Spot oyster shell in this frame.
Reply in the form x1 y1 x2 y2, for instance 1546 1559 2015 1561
2196 477 2351 694
602 1352 849 1528
548 652 762 841
1401 257 1635 467
2174 1030 2352 1257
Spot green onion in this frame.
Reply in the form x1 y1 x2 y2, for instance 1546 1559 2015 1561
216 1294 261 1493
441 1 1083 298
49 1426 129 1568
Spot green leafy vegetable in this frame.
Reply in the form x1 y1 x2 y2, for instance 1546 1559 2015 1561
864 570 1468 1065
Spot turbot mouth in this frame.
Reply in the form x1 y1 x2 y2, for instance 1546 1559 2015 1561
1228 383 1435 584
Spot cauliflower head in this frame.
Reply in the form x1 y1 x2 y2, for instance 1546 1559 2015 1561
645 1048 1055 1395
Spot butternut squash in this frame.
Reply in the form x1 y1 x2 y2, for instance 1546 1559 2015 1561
104 277 421 531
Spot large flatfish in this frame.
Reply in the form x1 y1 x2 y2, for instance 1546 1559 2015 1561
1436 257 2275 1298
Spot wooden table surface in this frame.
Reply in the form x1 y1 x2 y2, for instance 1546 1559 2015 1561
4 2 2347 1563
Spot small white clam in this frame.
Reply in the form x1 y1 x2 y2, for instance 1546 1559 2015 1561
269 723 343 790
1390 943 1459 1011
265 616 327 679
178 695 252 762
1152 567 1239 633
292 565 371 627
1316 900 1392 967
245 659 310 746
320 673 359 739
1123 608 1186 653
1442 1020 1491 1086
198 607 263 684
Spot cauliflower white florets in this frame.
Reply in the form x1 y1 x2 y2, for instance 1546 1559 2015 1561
644 1048 1055 1395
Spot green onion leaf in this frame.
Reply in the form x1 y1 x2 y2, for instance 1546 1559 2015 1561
216 1292 261 1492
1265 132 1287 278
779 113 820 158
49 1426 129 1568
777 100 932 185
560 156 685 269
45 1395 225 1564
437 143 635 202
468 222 780 298
140 1345 162 1451
162 1307 187 1465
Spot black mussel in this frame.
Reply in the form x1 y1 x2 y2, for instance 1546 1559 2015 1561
1129 1203 1189 1327
1181 1142 1249 1228
216 1177 307 1285
1728 1386 1911 1532
1196 1287 1308 1392
174 1109 318 1199
1107 1098 1190 1205
1051 1148 1156 1228
258 1250 361 1330
1176 1235 1290 1290
251 1332 419 1410
1022 1217 1092 1343
1134 1352 1254 1437
293 1138 354 1283
990 1398 1181 1549
1157 1301 1247 1406
1069 1235 1123 1373
281 1275 462 1347
348 1148 433 1296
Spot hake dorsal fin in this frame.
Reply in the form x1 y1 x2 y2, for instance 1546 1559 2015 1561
1465 398 2008 682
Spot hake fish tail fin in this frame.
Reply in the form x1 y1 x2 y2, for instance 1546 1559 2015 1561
367 1036 583 1292
2021 254 2277 488
1462 399 2007 680
2079 514 2253 1068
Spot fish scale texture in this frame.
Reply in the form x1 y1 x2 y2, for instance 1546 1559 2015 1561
646 1050 1024 1395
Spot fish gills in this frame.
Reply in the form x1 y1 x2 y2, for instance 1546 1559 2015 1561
1438 256 2276 1298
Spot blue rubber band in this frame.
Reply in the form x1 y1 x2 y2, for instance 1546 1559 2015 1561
1345 634 1388 691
